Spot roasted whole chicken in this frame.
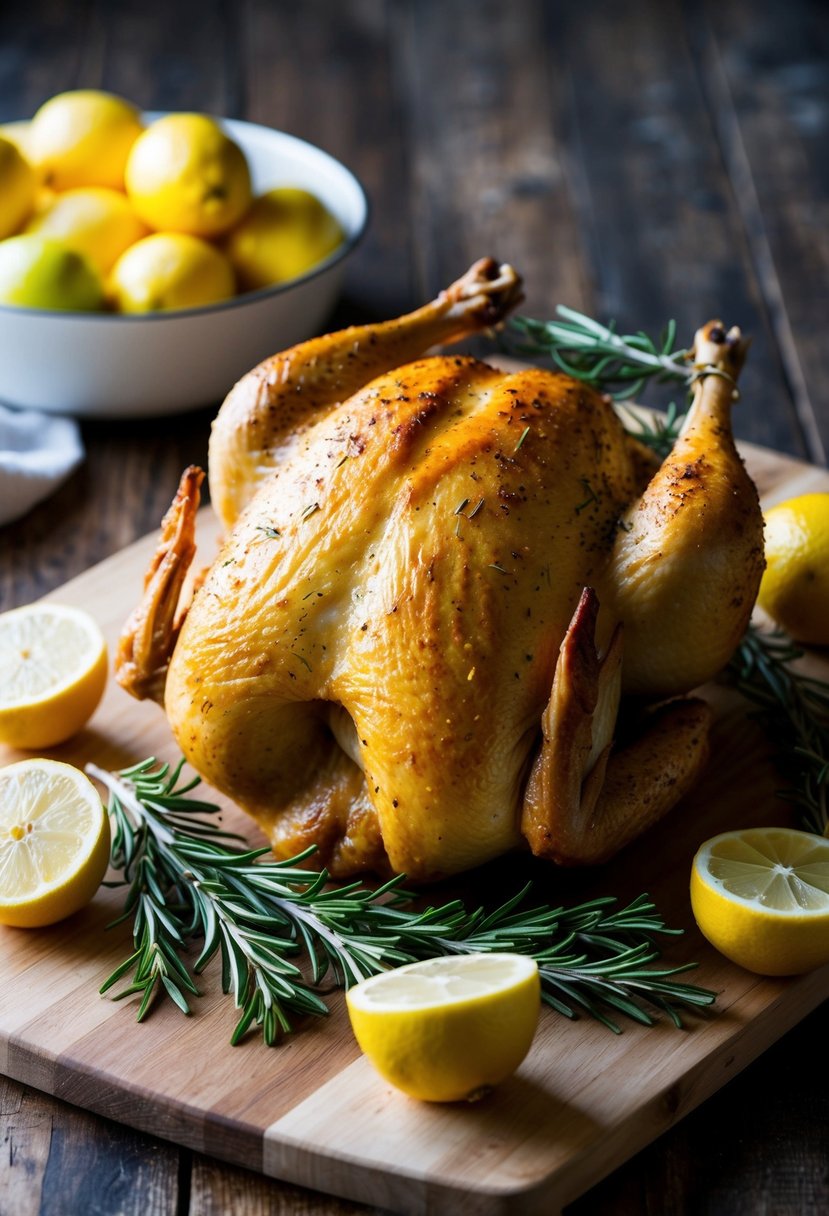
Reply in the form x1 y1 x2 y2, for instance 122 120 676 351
117 259 764 881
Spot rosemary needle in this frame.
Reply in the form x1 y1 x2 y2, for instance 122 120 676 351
90 758 714 1045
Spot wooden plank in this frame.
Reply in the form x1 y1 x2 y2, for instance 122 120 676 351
0 440 828 1214
260 969 828 1215
692 0 829 465
548 0 806 456
567 1001 829 1215
0 1074 180 1216
0 409 212 611
190 1154 372 1216
242 0 416 318
94 0 238 117
0 7 826 1212
0 1 88 119
0 0 237 123
393 0 590 330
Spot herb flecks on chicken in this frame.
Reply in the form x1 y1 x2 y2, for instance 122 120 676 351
116 262 764 882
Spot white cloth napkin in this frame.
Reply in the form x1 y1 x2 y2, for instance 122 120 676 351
0 403 85 527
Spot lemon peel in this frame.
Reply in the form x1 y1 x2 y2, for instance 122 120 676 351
125 113 252 238
225 187 344 290
346 953 540 1102
0 134 36 240
108 232 235 313
26 186 148 276
29 90 142 191
0 234 104 312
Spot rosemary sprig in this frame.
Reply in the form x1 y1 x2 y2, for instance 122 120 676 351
728 625 829 836
503 308 691 456
89 758 714 1044
615 400 685 460
506 307 691 400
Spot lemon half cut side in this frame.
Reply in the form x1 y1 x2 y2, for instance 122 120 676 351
691 827 829 976
346 952 541 1102
0 759 110 927
0 603 108 749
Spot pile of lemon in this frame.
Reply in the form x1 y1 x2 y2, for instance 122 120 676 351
0 90 344 313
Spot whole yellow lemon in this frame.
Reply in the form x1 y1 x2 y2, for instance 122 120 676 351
108 231 235 312
25 186 148 276
226 187 344 290
0 135 37 239
757 492 829 646
125 114 252 238
0 234 104 311
29 90 143 190
0 121 34 161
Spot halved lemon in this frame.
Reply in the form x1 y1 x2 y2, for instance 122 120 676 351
346 953 540 1102
0 604 108 749
691 827 829 975
0 759 110 927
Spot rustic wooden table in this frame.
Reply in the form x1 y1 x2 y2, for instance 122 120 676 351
1 1 827 1212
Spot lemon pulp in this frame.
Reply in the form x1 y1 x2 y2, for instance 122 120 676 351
691 827 829 975
0 759 110 927
0 603 108 748
346 953 540 1102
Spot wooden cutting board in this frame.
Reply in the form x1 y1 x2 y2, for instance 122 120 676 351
1 440 828 1216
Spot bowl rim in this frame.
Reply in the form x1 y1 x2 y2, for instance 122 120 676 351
0 114 369 324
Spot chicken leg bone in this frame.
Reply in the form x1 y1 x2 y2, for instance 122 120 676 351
209 257 523 530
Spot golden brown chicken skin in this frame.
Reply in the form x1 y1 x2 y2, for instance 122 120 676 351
117 263 764 881
167 358 646 879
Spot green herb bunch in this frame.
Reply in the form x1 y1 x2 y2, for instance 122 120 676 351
507 307 691 401
90 758 714 1045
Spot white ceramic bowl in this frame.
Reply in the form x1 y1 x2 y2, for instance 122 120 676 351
0 116 368 418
